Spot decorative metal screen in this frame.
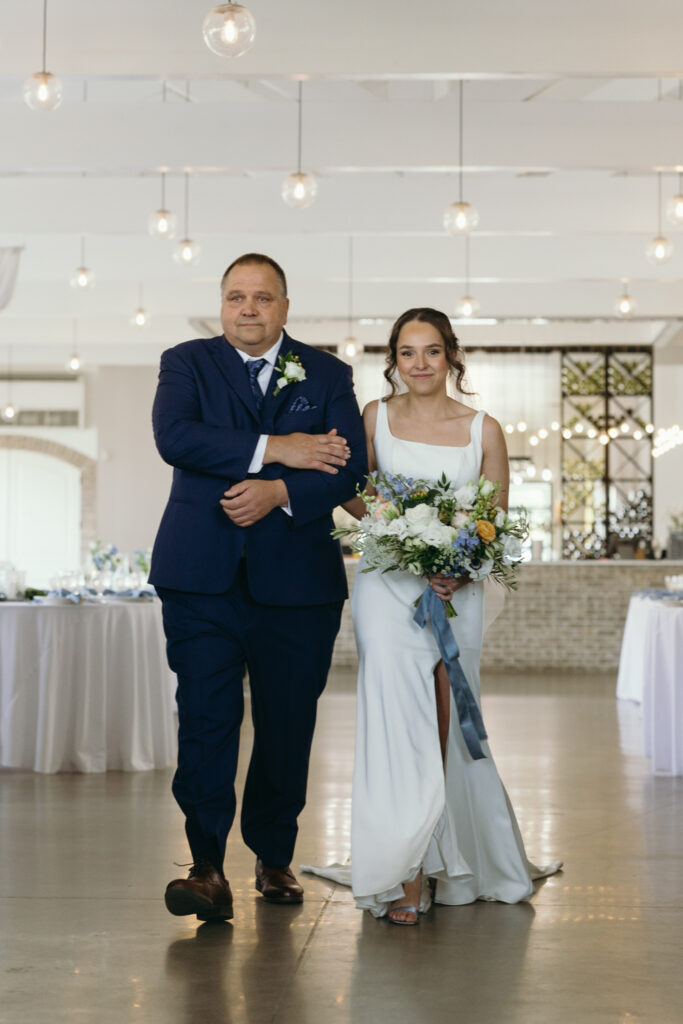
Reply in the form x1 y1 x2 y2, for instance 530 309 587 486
561 348 653 559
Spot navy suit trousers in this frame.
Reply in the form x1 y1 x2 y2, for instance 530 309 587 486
158 566 343 870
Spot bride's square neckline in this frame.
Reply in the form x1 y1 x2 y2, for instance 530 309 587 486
384 400 478 450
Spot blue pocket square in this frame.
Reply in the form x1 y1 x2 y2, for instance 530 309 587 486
289 395 317 413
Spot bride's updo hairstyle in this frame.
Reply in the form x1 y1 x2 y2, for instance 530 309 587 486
383 307 473 399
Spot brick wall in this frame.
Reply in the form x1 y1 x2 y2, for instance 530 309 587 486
332 558 683 673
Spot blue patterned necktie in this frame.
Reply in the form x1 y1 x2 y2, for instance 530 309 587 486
246 357 267 413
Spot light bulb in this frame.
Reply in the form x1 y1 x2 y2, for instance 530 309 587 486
339 337 364 362
455 294 479 318
608 426 619 438
574 422 584 433
645 423 654 433
587 427 598 439
148 208 177 240
550 420 560 431
599 433 609 445
666 194 683 226
517 421 527 433
202 3 256 57
131 308 150 328
1 402 16 421
173 239 201 266
23 71 63 111
633 429 643 440
443 201 479 234
281 172 318 209
541 467 553 482
70 266 95 289
538 427 548 439
620 421 629 433
646 235 673 264
504 424 514 434
67 354 81 372
615 292 636 318
529 435 539 446
562 428 572 439
526 464 537 478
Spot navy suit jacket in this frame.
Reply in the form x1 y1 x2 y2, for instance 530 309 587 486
149 331 367 605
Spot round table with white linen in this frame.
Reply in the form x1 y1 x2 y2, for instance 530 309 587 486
0 599 177 773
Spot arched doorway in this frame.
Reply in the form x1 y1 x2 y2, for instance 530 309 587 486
0 436 96 589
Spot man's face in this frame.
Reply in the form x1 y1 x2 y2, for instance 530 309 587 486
220 263 289 355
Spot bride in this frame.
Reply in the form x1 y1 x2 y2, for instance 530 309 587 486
340 307 561 925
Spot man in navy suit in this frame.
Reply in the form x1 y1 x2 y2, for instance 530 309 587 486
150 253 367 921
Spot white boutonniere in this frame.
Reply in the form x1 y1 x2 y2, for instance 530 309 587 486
273 352 306 396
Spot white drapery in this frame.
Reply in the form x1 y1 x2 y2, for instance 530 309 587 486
0 248 22 311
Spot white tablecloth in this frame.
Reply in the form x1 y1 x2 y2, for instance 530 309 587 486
0 600 177 773
616 594 651 702
641 601 683 776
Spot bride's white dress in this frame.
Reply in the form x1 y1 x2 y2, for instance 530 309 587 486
303 401 561 914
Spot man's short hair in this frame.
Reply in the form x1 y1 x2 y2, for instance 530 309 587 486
220 254 288 298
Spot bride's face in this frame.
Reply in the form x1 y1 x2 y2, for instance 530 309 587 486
395 321 449 395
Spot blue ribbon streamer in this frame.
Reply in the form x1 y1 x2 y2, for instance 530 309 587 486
413 584 488 761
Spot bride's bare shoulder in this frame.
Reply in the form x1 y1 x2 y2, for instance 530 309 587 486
362 399 380 433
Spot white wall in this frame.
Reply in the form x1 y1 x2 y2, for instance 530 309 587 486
84 366 171 558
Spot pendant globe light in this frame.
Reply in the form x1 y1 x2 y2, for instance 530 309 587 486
24 0 62 111
173 174 201 266
66 319 82 372
203 2 256 57
614 278 636 318
646 173 673 264
148 172 178 240
443 81 479 234
130 283 150 327
281 82 318 209
70 236 95 289
454 236 479 318
339 237 363 363
666 172 683 226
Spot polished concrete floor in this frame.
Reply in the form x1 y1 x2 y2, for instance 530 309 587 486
2 670 682 1024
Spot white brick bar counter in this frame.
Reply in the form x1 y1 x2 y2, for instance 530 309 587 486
332 559 683 674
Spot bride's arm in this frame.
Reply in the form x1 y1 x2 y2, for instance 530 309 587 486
480 414 510 512
342 400 379 520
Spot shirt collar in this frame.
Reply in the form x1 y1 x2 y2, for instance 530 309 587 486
233 333 284 367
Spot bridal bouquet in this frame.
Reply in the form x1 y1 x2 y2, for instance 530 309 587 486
334 471 527 617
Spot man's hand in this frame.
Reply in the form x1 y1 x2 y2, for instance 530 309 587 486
264 428 350 474
220 479 289 527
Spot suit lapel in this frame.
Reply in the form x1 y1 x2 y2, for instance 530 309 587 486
206 336 261 422
264 333 303 421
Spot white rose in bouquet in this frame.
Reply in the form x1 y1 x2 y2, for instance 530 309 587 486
452 510 470 528
494 508 506 528
404 503 438 534
422 520 455 547
454 482 477 508
386 517 409 539
502 534 523 564
480 479 495 498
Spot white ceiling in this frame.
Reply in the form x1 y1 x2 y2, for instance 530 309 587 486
3 0 683 367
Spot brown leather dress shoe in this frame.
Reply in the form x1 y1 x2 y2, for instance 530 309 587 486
255 858 304 904
164 862 233 921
